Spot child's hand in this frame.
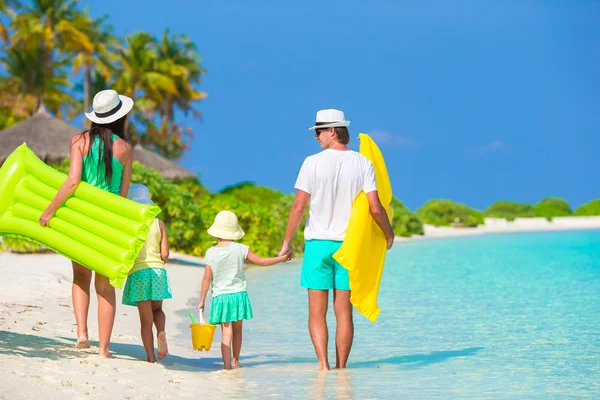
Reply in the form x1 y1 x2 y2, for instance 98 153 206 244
279 250 292 262
196 301 204 311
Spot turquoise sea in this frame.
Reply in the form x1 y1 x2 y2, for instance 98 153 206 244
177 230 600 399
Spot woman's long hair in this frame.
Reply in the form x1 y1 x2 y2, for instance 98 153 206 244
84 115 128 185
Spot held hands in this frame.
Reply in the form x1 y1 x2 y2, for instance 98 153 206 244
39 207 55 227
278 242 293 261
278 248 293 263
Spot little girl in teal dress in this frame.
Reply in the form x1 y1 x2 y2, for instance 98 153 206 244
197 210 291 370
122 184 172 363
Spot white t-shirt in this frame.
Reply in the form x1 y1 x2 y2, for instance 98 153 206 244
204 243 249 296
294 149 377 241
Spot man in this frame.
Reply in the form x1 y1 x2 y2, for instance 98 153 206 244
279 109 394 370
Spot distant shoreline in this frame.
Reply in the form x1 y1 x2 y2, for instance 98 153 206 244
3 216 599 265
394 216 600 243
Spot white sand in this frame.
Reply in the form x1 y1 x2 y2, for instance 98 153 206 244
0 252 245 400
395 216 600 241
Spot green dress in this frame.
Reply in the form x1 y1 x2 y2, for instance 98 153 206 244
81 133 124 195
122 219 173 306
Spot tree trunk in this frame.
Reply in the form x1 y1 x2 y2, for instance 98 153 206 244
83 64 91 128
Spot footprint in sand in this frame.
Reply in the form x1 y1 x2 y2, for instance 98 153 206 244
89 370 108 377
79 359 101 368
114 368 133 374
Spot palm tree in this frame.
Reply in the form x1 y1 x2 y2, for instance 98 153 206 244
0 0 16 43
9 0 92 114
139 29 207 159
155 29 207 125
1 45 76 117
70 7 120 119
113 31 178 144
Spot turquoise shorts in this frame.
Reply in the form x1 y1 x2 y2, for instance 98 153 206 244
301 240 350 291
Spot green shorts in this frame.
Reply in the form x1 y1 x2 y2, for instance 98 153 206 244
301 240 350 291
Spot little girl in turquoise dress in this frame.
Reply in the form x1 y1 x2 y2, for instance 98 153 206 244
122 184 172 363
197 210 291 370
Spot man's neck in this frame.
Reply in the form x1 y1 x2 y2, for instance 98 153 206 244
327 142 349 151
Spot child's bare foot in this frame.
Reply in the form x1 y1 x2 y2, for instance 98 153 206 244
147 357 157 363
157 331 169 360
232 359 241 369
99 348 114 359
76 335 90 349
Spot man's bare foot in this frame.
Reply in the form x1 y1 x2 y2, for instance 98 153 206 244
318 363 331 371
157 331 169 360
76 336 90 349
99 348 114 359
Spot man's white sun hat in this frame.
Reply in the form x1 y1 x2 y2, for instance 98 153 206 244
308 109 350 131
85 89 134 124
207 210 245 240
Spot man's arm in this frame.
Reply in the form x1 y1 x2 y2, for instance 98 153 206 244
366 191 394 250
279 189 310 258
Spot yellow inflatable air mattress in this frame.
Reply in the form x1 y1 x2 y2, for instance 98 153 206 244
333 134 394 322
0 143 161 288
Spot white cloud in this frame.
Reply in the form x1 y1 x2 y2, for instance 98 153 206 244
487 140 507 151
466 140 510 157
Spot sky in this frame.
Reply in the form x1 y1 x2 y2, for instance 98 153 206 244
81 0 600 211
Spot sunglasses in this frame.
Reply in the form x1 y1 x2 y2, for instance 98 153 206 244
315 128 330 136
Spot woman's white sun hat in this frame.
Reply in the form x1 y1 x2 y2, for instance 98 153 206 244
207 210 245 240
85 89 134 124
127 184 154 205
308 109 351 130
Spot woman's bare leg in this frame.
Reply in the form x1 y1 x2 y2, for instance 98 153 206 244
72 262 92 348
94 274 116 358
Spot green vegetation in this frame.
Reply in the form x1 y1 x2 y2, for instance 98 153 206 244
3 161 304 257
416 199 484 227
484 201 535 221
533 197 571 221
390 198 423 237
0 0 206 159
573 199 600 216
0 237 48 253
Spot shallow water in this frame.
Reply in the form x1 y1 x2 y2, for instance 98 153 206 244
177 230 600 399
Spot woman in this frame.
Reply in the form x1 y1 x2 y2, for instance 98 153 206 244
39 89 134 358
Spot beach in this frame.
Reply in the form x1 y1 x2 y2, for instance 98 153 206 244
395 216 600 241
1 216 600 398
0 252 234 399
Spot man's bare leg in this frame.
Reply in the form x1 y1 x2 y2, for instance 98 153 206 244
308 289 330 371
333 289 353 368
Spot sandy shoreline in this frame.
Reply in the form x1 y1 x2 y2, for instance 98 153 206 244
394 216 600 242
0 253 237 399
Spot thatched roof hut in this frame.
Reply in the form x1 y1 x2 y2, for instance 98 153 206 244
133 144 196 180
0 106 80 164
0 106 196 180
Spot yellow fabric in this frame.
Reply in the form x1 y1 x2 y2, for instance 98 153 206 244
129 219 165 274
333 133 394 322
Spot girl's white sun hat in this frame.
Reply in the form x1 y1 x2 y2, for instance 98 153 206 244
207 210 245 240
